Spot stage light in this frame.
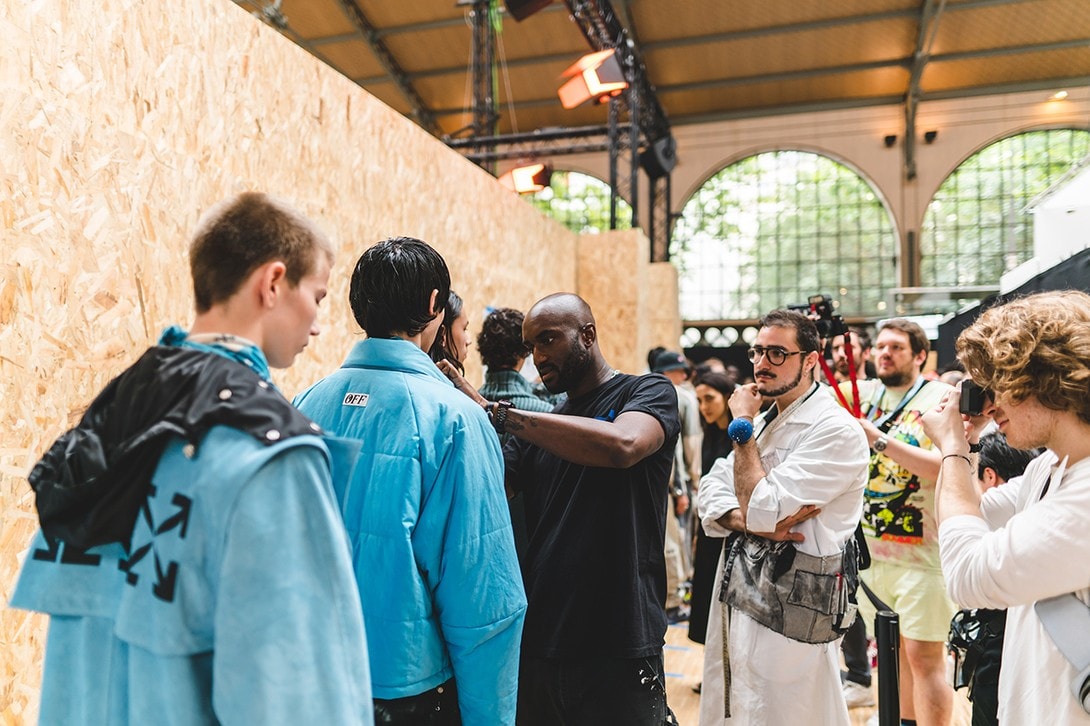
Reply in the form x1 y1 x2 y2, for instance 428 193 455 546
557 49 628 110
1051 90 1069 101
498 162 552 193
504 0 552 21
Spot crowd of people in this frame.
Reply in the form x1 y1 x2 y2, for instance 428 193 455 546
10 192 1090 726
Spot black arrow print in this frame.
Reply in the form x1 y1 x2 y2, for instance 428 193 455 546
156 493 192 539
152 552 178 602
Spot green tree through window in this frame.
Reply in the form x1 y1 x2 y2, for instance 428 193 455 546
921 128 1090 288
670 151 898 321
528 170 632 234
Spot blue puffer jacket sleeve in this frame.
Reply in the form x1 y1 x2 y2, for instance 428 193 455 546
414 413 526 724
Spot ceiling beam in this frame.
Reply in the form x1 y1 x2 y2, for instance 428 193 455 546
640 0 1032 51
905 0 947 181
343 0 1045 87
332 0 439 133
657 74 1090 127
433 67 1090 125
352 50 581 85
357 34 1090 88
659 59 911 93
309 2 570 46
931 37 1090 63
387 3 567 37
428 33 1090 117
920 74 1090 101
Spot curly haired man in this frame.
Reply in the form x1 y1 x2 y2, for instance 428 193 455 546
922 290 1090 724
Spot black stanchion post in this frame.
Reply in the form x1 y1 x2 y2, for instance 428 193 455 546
875 609 900 726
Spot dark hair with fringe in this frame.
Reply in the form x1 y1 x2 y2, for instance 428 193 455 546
759 308 820 353
349 237 450 338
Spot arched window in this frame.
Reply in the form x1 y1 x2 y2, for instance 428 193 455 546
921 128 1090 288
670 151 898 321
528 170 632 234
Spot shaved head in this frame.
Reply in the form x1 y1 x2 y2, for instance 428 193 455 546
527 293 594 329
524 293 607 396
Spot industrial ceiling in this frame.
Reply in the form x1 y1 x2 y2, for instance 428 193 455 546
231 0 1090 139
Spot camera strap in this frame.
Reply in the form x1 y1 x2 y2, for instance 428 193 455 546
867 375 929 433
1035 593 1090 714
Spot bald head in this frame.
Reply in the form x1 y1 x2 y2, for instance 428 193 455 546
524 293 607 396
527 293 594 329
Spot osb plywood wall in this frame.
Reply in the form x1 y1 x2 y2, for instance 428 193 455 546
648 262 683 355
0 0 680 721
576 228 652 375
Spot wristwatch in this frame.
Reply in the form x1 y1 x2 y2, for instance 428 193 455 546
489 399 514 435
873 435 889 453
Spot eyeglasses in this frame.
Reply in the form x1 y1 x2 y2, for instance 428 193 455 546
747 346 805 366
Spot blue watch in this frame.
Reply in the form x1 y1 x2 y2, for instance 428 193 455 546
728 417 754 444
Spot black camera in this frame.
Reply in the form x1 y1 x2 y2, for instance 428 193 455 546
788 294 846 339
959 380 990 416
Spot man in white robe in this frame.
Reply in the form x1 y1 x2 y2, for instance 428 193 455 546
699 309 869 726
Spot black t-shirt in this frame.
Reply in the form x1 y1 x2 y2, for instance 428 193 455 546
504 373 681 659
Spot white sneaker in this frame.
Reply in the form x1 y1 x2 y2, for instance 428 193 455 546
842 679 876 708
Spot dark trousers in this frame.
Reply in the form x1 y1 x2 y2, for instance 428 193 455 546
969 609 1005 726
374 678 461 725
688 527 722 645
841 615 872 687
517 655 668 726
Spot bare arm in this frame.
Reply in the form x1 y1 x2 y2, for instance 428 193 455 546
858 417 942 481
438 358 666 469
731 437 764 519
920 389 982 522
504 408 665 468
725 383 765 518
716 505 820 542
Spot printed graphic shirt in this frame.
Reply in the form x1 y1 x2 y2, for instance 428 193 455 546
840 377 952 571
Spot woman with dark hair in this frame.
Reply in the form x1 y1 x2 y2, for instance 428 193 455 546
429 290 469 374
688 372 735 655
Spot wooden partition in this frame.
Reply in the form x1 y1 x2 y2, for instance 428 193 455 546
0 0 678 719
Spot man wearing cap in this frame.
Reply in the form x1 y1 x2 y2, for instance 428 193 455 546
652 349 703 621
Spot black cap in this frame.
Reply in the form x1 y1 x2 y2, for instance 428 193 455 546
652 350 687 374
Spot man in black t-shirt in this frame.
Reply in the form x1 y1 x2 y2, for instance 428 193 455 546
439 293 680 726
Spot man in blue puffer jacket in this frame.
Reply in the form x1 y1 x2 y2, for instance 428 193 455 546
295 237 526 726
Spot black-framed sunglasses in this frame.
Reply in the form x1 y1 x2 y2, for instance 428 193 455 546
747 346 804 366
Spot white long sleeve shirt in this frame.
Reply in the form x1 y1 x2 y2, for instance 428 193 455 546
940 451 1090 724
698 384 869 725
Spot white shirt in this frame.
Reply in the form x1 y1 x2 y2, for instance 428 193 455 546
698 384 869 725
940 451 1090 724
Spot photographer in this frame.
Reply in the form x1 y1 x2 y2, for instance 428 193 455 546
946 432 1040 726
921 290 1090 724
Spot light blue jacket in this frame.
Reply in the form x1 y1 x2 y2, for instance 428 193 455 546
12 428 373 726
294 338 526 725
